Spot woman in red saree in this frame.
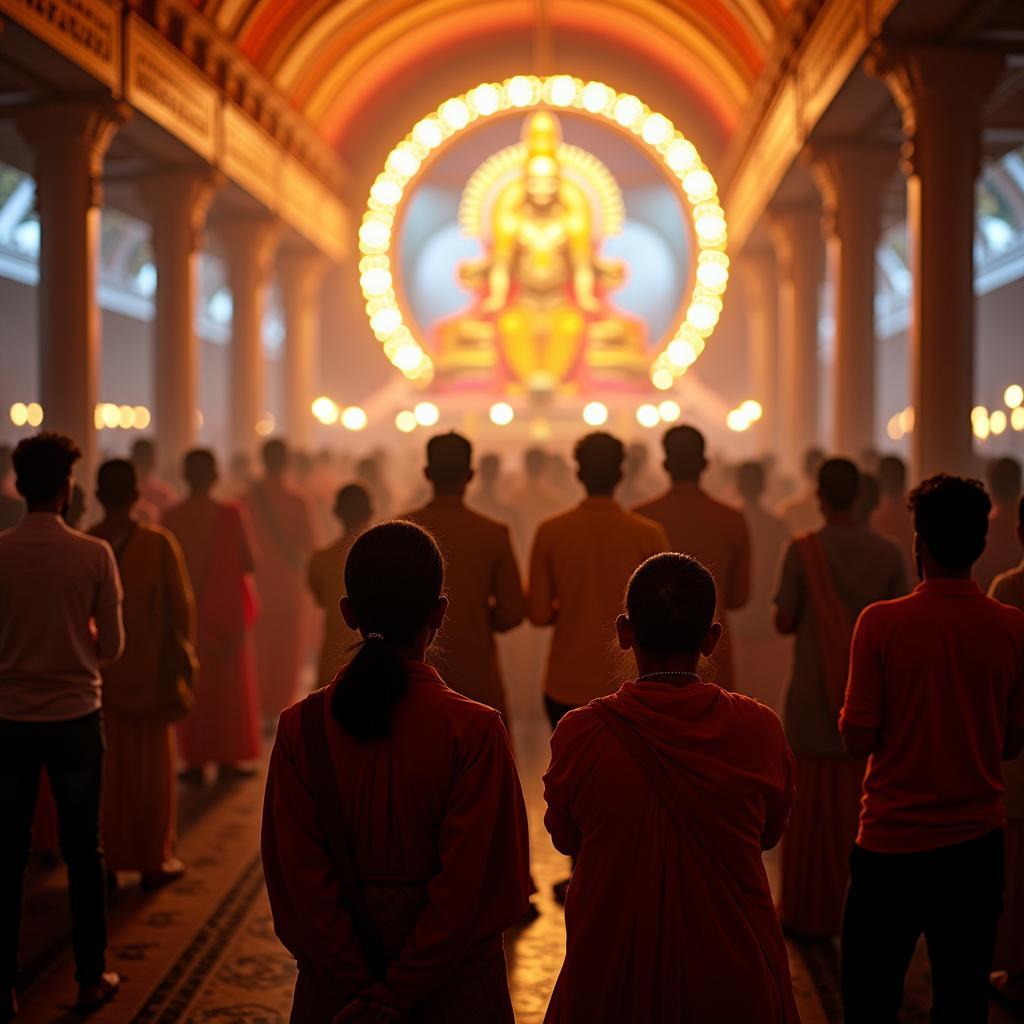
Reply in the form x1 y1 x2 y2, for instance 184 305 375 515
262 521 531 1023
543 553 800 1023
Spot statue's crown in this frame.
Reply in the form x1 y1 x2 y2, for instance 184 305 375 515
522 111 561 158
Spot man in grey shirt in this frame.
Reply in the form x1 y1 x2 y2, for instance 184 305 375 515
0 433 124 1020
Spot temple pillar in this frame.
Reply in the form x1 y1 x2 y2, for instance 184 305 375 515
868 46 1003 480
768 205 824 471
809 145 894 457
15 100 130 480
139 171 220 472
735 248 779 454
216 218 281 457
277 247 329 449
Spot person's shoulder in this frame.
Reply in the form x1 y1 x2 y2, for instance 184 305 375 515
551 701 605 744
986 593 1024 633
535 504 578 536
624 506 667 537
991 566 1024 603
856 591 917 630
633 492 667 518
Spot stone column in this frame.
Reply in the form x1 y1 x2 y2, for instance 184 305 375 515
809 145 895 458
15 100 130 479
868 46 1003 480
768 205 824 471
216 218 280 457
277 247 329 449
734 248 779 454
139 170 220 472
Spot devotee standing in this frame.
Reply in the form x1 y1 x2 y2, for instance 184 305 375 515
0 433 124 1018
841 474 1024 1023
163 450 261 783
529 432 667 726
872 455 915 580
0 446 24 530
89 460 195 889
778 447 825 535
308 484 373 690
244 439 316 722
977 457 1023 593
732 460 790 711
774 457 907 939
989 495 1024 1006
636 425 751 691
262 521 531 1022
543 553 799 1023
617 442 660 508
404 433 525 718
508 448 565 562
131 438 177 516
470 452 520 535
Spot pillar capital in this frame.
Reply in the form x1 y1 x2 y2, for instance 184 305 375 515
766 203 824 273
215 216 282 280
138 168 222 251
805 144 895 238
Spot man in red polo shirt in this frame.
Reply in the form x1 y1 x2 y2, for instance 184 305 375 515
840 474 1024 1024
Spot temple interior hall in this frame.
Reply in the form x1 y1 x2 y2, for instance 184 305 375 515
2 0 1024 1021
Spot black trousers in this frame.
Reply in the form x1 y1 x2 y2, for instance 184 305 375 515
0 710 108 989
544 695 576 731
841 828 1005 1024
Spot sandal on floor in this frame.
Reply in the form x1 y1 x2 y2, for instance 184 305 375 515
140 859 186 892
75 972 120 1015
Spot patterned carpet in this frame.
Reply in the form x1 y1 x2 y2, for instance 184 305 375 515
12 717 1024 1023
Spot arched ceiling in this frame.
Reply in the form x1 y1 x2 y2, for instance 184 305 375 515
196 0 788 164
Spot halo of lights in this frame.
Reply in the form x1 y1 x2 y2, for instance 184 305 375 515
92 403 152 431
726 399 765 433
582 401 609 426
636 404 660 428
489 402 514 426
658 399 681 423
341 406 368 431
312 396 340 425
413 401 440 427
359 76 728 390
395 410 417 433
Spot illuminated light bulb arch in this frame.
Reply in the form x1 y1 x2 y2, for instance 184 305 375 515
358 75 729 388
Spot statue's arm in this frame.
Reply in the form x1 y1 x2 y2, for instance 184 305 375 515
479 210 515 313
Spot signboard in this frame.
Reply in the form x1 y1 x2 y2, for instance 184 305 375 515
222 103 282 214
0 0 120 89
281 155 346 261
125 14 218 162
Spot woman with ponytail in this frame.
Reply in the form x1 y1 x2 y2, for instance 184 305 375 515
262 521 531 1023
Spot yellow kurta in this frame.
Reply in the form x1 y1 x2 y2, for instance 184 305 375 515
404 496 525 717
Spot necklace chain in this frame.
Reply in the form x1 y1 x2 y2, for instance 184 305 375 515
635 670 701 683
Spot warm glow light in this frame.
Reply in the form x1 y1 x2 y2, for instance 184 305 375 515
973 409 990 440
886 416 903 442
23 402 43 427
341 406 368 431
489 402 514 426
414 401 440 427
9 403 27 427
255 412 275 437
898 406 915 434
1005 385 1023 409
1012 407 1024 431
990 409 1007 435
582 401 609 426
312 396 340 425
132 406 150 430
100 403 120 430
726 409 750 432
395 410 417 433
740 400 763 422
636 404 660 428
361 76 727 387
658 399 681 423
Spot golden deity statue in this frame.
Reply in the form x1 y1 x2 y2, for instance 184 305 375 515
436 111 648 392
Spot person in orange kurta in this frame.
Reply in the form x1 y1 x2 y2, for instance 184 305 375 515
636 425 751 691
163 450 261 781
244 439 316 723
89 460 196 888
529 432 668 727
990 496 1024 1005
308 484 373 691
543 553 799 1023
262 520 531 1023
774 458 908 939
977 458 1022 593
404 433 525 719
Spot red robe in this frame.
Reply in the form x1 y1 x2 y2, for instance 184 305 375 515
163 497 261 766
262 663 532 1022
543 680 799 1024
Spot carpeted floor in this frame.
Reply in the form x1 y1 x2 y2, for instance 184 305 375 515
11 716 1024 1023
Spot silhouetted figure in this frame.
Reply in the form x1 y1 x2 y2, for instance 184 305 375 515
356 453 395 521
840 475 1024 1023
637 426 751 691
308 484 373 690
872 455 914 580
777 447 825 535
988 495 1024 1006
977 457 1023 593
469 453 520 536
131 438 176 517
163 450 261 783
225 451 253 499
853 471 881 526
404 433 525 718
0 433 124 1018
617 441 659 508
63 482 87 530
243 439 316 722
732 460 790 712
262 521 531 1022
774 458 907 939
508 448 565 562
89 460 195 889
0 446 24 531
543 553 799 1023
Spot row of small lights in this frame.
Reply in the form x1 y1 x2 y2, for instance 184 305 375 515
886 386 1024 443
10 402 153 431
358 74 728 391
311 397 369 432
